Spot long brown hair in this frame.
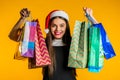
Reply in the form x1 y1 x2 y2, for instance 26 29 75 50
43 16 72 76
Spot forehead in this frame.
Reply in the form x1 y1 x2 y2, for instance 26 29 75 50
51 17 66 24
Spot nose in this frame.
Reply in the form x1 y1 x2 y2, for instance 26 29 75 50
56 26 60 31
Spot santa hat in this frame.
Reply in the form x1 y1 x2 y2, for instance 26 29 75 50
45 10 69 33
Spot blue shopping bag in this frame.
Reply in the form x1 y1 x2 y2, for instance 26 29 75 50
93 23 116 59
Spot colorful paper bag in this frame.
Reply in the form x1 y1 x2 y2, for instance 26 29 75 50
68 21 88 68
88 27 104 72
21 21 37 58
93 23 116 59
35 20 51 66
28 20 51 68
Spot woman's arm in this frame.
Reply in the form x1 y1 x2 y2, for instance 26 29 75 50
9 8 30 41
83 7 98 24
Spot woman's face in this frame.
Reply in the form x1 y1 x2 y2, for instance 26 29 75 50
50 17 67 39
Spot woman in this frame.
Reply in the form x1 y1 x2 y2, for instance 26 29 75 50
9 8 98 80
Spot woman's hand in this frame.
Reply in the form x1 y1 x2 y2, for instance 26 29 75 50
83 7 93 17
20 8 30 19
83 7 98 24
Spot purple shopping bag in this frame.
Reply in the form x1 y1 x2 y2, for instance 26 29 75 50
21 21 37 58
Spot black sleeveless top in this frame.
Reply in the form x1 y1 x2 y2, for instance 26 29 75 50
43 46 76 80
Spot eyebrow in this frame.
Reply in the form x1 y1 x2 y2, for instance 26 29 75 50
52 23 65 25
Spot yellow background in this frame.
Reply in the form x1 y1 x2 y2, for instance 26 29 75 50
0 0 120 80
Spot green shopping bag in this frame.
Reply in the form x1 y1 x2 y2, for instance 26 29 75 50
68 21 88 68
88 26 104 72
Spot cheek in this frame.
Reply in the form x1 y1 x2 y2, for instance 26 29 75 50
62 27 67 33
50 27 55 32
50 28 55 35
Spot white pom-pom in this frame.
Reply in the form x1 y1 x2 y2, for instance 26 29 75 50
44 29 49 33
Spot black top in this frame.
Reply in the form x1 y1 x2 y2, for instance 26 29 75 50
43 46 76 80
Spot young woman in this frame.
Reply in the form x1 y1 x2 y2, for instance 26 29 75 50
9 8 98 80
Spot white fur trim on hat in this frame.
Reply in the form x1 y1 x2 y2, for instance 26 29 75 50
50 10 69 21
44 29 49 33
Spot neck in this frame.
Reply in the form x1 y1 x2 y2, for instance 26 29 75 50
52 38 66 46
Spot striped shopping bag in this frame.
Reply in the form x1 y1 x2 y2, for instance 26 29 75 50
68 21 88 68
28 20 51 68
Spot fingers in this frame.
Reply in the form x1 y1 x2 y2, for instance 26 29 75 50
20 8 30 18
83 7 97 23
83 7 89 16
83 7 93 16
83 7 87 12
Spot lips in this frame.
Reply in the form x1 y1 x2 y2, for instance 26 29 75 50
54 31 62 35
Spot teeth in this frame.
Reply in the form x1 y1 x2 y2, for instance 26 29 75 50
55 32 61 35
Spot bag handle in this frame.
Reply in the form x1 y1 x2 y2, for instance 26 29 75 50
25 13 33 22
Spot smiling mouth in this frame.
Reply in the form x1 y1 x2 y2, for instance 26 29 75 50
54 31 62 35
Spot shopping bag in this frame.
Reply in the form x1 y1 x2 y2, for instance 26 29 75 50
28 19 51 68
14 27 26 60
68 21 88 68
14 42 26 60
21 21 37 58
88 27 104 72
35 20 51 66
93 23 116 59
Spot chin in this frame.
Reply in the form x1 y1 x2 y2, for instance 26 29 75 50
54 37 62 39
54 36 63 39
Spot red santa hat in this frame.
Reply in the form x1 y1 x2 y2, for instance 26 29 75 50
45 10 69 33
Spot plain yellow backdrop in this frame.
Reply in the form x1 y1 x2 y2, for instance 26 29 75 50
0 0 120 80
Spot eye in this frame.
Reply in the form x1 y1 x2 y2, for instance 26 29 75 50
60 24 65 27
51 24 57 28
